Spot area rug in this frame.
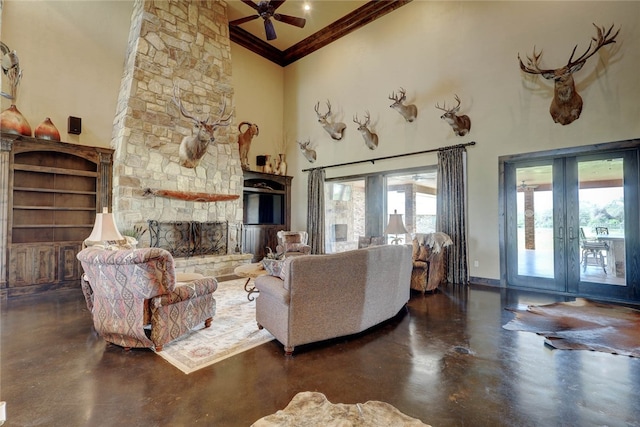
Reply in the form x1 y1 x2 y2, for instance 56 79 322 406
251 391 430 426
155 278 274 374
503 298 640 357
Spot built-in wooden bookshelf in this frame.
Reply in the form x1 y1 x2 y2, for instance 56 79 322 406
242 170 292 262
1 134 113 297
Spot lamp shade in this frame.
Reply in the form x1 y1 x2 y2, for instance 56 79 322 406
86 207 124 243
384 210 408 235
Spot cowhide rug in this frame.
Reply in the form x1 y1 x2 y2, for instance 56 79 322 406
251 391 430 426
503 298 640 357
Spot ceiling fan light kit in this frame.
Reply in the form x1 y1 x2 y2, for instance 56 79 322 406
230 0 306 41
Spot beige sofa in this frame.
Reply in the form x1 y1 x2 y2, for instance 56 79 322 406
254 244 412 355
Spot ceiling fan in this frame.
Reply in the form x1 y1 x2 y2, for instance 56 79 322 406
229 0 306 41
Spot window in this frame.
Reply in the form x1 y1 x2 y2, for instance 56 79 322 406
324 167 437 253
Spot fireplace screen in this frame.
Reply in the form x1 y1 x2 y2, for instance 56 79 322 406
148 220 228 258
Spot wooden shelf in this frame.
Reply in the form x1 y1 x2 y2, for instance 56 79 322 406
3 135 114 295
13 224 94 228
13 187 97 195
243 187 286 195
13 205 96 211
13 164 99 177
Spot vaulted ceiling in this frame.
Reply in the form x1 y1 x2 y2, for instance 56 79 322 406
227 0 412 66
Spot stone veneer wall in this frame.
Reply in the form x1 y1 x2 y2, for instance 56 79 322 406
110 0 243 252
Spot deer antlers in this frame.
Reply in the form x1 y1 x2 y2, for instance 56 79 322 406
172 85 233 168
435 94 462 114
388 88 407 104
353 111 371 127
389 87 418 122
172 86 232 131
517 23 620 125
518 23 620 77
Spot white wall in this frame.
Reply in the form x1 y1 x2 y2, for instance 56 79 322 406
282 1 640 282
230 43 284 171
1 0 133 147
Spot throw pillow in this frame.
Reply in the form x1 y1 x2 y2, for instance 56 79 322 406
284 242 307 253
262 258 283 276
262 258 291 280
370 236 386 246
282 233 302 244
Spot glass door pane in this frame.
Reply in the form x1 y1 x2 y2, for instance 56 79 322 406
516 165 554 279
577 157 627 288
506 161 563 292
324 180 365 253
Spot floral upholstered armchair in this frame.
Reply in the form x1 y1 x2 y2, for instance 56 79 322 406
411 232 453 293
77 247 217 351
276 231 311 257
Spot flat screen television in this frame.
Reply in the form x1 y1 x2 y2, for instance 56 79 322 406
244 193 284 225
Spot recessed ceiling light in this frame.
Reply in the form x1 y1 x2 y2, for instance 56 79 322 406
303 3 311 12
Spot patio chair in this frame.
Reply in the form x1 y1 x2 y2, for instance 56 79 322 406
580 227 609 273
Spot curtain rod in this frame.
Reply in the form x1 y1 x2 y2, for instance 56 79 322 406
301 141 476 172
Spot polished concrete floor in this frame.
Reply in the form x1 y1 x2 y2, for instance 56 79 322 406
2 282 640 426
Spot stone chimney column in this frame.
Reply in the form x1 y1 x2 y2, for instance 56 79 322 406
110 0 242 251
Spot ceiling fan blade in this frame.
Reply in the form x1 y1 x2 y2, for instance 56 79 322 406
273 13 306 28
264 17 277 40
240 0 260 12
269 0 286 11
229 15 260 26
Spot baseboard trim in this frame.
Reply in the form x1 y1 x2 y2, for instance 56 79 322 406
468 276 502 287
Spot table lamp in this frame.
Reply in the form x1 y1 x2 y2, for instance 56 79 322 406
85 207 125 249
384 209 408 244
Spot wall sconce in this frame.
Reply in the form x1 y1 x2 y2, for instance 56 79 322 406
384 209 408 244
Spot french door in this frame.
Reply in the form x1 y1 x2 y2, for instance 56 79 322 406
504 147 639 302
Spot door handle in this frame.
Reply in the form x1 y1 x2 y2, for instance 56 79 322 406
557 226 564 240
568 227 574 240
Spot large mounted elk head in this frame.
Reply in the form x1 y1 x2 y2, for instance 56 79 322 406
518 23 620 125
314 100 346 140
436 95 471 137
389 88 418 122
297 139 316 163
353 111 378 150
172 86 232 168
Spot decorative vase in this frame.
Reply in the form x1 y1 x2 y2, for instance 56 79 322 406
34 117 61 141
277 153 287 176
0 104 32 136
264 155 273 174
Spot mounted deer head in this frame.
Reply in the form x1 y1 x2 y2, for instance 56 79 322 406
389 88 418 122
518 23 620 125
314 100 346 140
172 86 232 168
436 95 471 137
297 139 316 163
353 111 378 150
238 121 259 171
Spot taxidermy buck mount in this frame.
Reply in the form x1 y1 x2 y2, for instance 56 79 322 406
238 121 259 170
229 0 306 41
314 100 347 140
172 86 233 168
436 95 471 137
389 88 418 122
297 139 316 163
353 112 379 150
518 23 620 126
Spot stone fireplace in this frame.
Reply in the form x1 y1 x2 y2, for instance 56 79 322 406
109 0 250 275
